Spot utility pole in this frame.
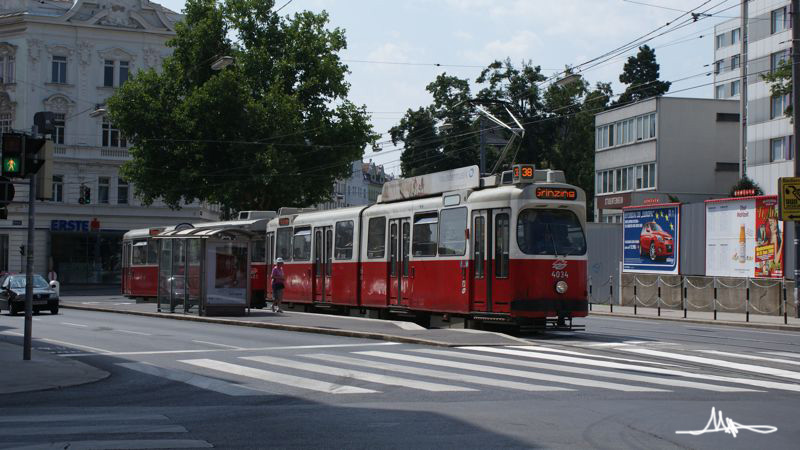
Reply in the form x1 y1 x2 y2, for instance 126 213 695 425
793 0 800 318
740 0 748 179
479 116 487 175
23 150 35 360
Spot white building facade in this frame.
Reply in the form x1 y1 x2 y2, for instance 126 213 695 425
314 160 392 210
0 0 217 284
714 1 793 195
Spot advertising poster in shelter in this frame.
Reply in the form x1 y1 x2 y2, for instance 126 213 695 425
622 204 680 274
705 196 784 278
206 242 248 305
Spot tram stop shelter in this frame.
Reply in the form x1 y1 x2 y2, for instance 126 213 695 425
153 224 255 316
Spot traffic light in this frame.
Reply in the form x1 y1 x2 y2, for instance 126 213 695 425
24 136 46 178
19 245 25 256
35 140 53 200
1 133 25 178
79 184 91 204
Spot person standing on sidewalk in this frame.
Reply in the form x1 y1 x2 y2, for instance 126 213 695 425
271 258 286 313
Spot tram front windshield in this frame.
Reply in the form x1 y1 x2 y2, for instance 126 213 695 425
517 209 586 256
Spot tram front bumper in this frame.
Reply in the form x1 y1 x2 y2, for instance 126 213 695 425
510 298 588 318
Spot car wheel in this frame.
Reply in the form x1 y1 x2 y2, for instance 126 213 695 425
33 308 40 315
649 243 657 261
50 306 59 315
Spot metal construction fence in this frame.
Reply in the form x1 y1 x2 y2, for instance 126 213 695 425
588 273 798 324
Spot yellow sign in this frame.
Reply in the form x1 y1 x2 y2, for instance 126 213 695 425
779 177 800 221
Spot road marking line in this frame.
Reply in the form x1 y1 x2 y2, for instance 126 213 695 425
243 355 475 392
463 346 799 392
698 350 800 366
115 329 152 336
0 331 23 336
304 353 570 392
622 348 800 381
192 340 242 349
394 321 425 330
62 342 399 357
117 362 273 396
41 338 113 354
180 359 377 394
412 349 754 393
356 351 666 392
762 351 800 359
508 345 681 367
7 440 213 449
0 424 187 436
61 322 88 328
0 413 168 423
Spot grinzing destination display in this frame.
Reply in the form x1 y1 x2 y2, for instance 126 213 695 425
705 196 784 279
622 204 680 274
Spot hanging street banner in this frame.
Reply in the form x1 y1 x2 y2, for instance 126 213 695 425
705 196 784 279
622 204 680 274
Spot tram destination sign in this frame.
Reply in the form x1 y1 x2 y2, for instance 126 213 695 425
536 187 576 200
779 177 800 221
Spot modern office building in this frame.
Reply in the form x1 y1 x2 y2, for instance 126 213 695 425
0 0 218 284
594 97 740 222
713 1 792 195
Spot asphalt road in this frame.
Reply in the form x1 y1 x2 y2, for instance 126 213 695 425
1 310 799 449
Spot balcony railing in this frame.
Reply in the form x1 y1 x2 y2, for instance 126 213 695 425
53 145 130 160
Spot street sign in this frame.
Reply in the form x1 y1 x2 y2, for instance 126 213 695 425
0 176 15 207
779 177 800 221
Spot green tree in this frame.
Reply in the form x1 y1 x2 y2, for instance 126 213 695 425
762 59 792 118
729 176 764 197
108 0 375 214
617 45 671 105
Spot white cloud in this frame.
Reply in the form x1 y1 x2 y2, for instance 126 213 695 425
453 30 473 41
367 42 414 63
461 30 543 65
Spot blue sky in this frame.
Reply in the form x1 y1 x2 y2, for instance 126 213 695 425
157 0 740 173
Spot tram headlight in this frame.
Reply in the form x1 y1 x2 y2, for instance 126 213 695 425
555 280 568 294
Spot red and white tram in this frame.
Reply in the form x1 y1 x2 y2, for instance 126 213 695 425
266 164 588 328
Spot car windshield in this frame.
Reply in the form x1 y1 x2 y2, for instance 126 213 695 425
517 209 587 256
8 275 50 289
650 223 664 232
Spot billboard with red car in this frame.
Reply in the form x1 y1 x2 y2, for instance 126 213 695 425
623 204 680 274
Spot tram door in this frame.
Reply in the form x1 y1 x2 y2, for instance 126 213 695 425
388 218 411 306
313 227 333 302
265 232 274 298
122 241 131 295
470 208 512 312
470 211 489 312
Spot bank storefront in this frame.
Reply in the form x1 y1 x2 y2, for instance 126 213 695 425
50 219 125 284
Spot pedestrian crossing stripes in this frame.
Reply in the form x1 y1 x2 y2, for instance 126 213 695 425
106 341 800 399
0 411 212 449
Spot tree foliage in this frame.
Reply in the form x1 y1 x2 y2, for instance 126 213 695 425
108 0 375 214
762 59 792 119
391 60 612 220
729 176 764 197
617 45 670 105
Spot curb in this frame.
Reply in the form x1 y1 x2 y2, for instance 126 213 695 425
60 304 500 347
589 311 800 332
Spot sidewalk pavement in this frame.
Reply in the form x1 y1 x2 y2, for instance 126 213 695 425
59 294 534 347
589 303 800 332
0 341 109 395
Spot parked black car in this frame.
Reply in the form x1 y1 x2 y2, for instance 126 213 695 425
0 274 59 315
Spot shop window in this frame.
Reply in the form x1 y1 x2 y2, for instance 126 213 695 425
412 212 438 257
438 207 467 256
335 220 354 260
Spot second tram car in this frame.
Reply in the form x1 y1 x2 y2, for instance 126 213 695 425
265 164 588 328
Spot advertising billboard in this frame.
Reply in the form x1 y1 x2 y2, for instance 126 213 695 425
622 204 680 274
705 196 784 279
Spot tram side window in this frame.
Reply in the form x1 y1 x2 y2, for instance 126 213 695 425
495 213 510 278
292 227 312 261
367 217 386 259
438 207 467 256
412 213 438 257
252 239 266 263
276 227 293 261
147 239 159 264
335 220 354 260
132 241 148 265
